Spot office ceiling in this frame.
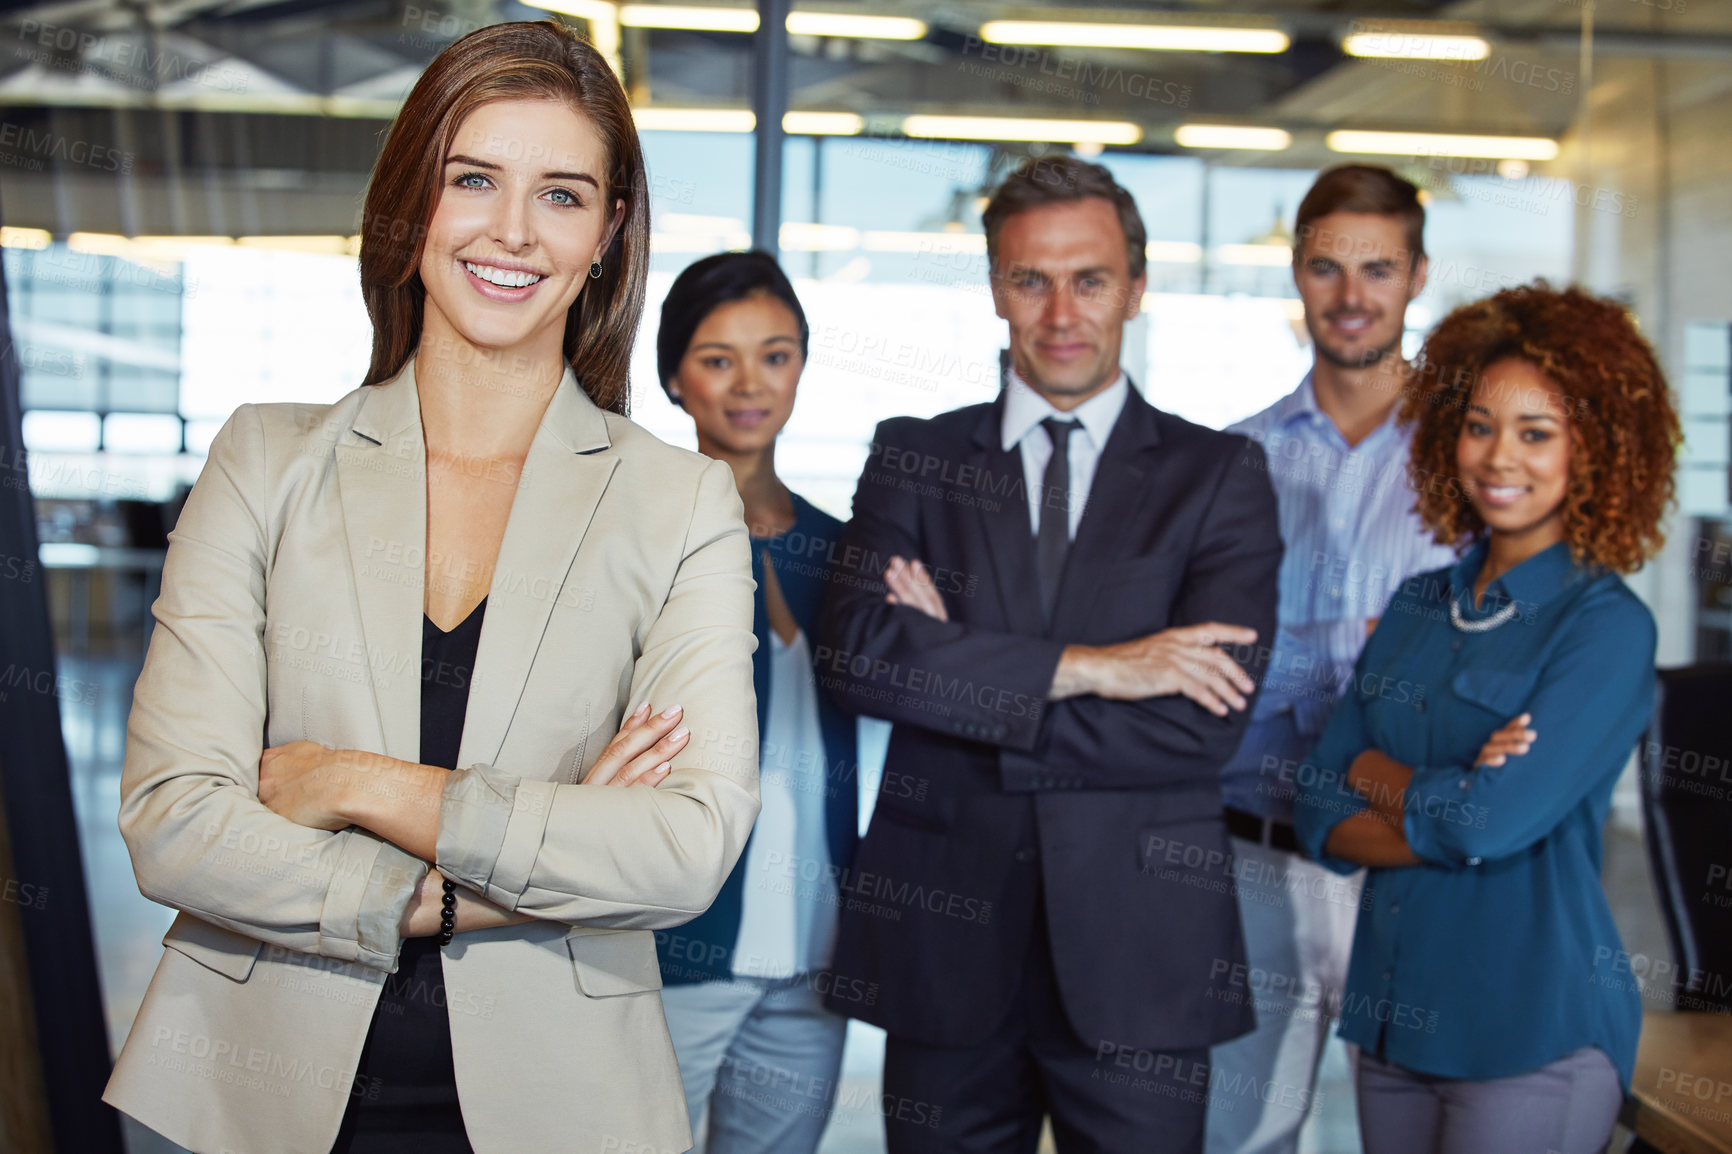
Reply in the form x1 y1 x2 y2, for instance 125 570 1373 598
0 0 1726 233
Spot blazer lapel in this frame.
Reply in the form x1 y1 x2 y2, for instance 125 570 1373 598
968 401 1045 631
335 362 427 763
1049 383 1162 636
460 369 617 771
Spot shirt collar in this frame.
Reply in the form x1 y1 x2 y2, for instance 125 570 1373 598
1448 538 1584 615
1001 368 1129 453
1275 371 1407 448
1273 371 1324 428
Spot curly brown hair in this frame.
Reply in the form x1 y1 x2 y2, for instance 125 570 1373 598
1400 282 1681 574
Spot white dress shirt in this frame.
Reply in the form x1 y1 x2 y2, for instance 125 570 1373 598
732 628 839 978
1000 367 1130 540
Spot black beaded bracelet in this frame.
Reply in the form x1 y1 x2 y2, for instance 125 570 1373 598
438 878 457 946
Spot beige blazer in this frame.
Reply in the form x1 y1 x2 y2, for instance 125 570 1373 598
102 358 760 1154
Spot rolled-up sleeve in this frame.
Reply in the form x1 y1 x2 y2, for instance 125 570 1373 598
119 406 427 972
435 458 760 926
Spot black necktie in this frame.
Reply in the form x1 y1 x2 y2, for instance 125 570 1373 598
1036 417 1079 625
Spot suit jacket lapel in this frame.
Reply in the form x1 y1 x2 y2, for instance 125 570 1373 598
1049 383 1162 636
335 362 427 763
968 400 1044 630
460 368 617 770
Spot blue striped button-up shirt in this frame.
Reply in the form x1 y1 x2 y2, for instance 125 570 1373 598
1223 374 1456 821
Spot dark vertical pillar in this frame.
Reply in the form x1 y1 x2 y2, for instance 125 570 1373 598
751 0 790 257
0 206 125 1151
809 134 823 278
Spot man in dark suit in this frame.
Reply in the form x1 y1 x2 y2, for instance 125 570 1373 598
816 156 1282 1152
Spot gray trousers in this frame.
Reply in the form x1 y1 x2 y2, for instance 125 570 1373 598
1357 1045 1624 1154
659 974 848 1154
1205 836 1361 1154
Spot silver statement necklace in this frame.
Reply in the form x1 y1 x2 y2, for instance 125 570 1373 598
1449 596 1520 633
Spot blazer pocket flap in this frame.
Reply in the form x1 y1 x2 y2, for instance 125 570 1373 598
162 914 263 983
1096 556 1174 589
567 929 663 997
1450 668 1538 715
868 798 952 835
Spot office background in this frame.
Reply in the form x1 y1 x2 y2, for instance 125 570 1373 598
0 0 1727 1151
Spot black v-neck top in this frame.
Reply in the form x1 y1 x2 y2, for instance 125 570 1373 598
420 599 487 772
329 598 486 1153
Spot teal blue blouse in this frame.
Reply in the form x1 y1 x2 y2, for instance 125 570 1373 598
1293 539 1651 1090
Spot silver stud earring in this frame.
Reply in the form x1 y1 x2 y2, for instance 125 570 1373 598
589 261 603 279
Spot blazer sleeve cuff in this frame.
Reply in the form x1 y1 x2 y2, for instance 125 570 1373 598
317 831 427 971
437 765 557 909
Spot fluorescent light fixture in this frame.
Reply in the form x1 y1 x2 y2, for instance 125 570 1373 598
619 4 757 31
862 231 986 254
523 0 619 20
1327 130 1558 160
780 222 860 251
650 232 753 253
659 213 749 232
1216 243 1294 267
104 413 184 454
68 233 230 265
616 6 925 37
980 20 1288 54
653 212 753 252
132 235 233 250
22 410 101 453
1174 125 1291 151
0 227 51 249
522 0 623 76
787 12 925 39
632 107 756 132
902 115 1140 145
236 235 357 255
1146 241 1204 263
1343 32 1490 61
184 420 225 456
783 111 864 135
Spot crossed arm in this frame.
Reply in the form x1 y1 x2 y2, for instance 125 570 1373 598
825 426 1283 795
1321 715 1538 868
120 411 757 969
882 557 1259 715
257 705 694 938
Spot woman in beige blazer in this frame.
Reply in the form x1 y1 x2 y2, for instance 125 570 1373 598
102 21 759 1154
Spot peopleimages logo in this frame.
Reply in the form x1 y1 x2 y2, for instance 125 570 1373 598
0 123 132 174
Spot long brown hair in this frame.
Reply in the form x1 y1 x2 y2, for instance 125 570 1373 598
358 20 648 414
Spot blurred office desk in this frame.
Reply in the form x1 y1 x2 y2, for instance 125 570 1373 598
38 543 166 655
1626 1011 1732 1154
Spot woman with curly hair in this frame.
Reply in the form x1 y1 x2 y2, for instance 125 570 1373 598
1293 282 1681 1154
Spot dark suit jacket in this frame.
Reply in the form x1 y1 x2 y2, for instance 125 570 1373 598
816 384 1281 1052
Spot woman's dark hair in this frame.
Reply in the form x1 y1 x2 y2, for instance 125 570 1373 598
656 250 809 403
358 20 649 415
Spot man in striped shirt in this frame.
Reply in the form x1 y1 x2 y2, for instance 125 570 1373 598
1206 166 1457 1154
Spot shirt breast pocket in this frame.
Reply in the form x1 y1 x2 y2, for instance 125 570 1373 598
1450 668 1539 719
